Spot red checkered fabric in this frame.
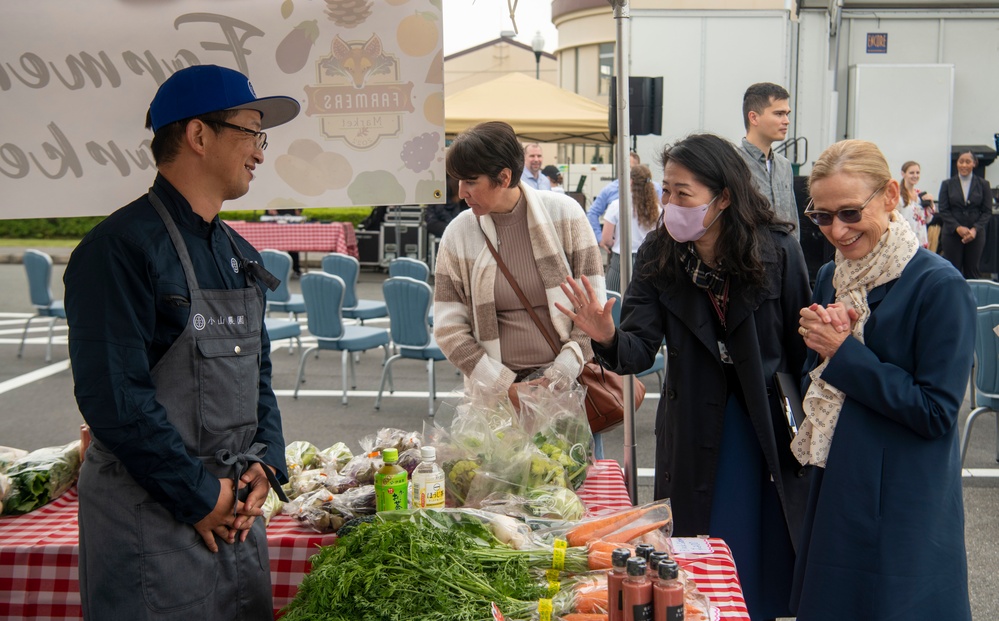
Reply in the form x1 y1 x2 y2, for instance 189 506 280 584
0 460 748 620
223 221 359 257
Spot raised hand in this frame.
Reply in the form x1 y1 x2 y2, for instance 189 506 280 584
554 275 617 347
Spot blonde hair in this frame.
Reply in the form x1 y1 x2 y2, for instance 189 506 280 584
808 140 891 194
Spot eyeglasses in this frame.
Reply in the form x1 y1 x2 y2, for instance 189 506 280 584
803 182 887 227
214 121 268 151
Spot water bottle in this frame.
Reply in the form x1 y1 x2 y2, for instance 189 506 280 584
410 446 446 509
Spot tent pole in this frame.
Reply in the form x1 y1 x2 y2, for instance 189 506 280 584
611 0 638 505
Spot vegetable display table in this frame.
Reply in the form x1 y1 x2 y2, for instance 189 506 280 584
0 460 749 620
223 221 358 257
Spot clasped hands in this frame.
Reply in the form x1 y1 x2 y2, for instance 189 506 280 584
799 302 858 360
194 462 275 552
956 226 977 245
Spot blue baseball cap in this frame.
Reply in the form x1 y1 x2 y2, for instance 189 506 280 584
148 64 300 132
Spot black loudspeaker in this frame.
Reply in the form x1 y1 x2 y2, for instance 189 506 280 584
609 76 663 139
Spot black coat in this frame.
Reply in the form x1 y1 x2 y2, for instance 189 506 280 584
938 174 992 236
594 228 812 548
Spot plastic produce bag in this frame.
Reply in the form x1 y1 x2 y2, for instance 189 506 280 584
0 446 28 473
2 440 81 515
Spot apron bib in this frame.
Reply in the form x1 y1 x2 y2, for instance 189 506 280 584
78 191 274 620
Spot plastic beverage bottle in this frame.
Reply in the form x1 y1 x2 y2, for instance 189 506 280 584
622 557 654 621
648 551 670 576
653 560 684 621
374 448 408 511
410 446 446 509
634 543 656 564
608 548 632 621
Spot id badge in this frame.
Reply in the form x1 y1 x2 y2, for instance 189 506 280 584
718 340 733 364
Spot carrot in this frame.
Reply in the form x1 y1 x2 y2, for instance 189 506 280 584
601 519 672 544
561 614 609 621
565 505 655 547
586 540 625 570
574 588 609 614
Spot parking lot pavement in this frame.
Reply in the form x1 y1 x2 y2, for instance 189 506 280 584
0 254 996 619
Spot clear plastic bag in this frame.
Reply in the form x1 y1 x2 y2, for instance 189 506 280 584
2 440 81 515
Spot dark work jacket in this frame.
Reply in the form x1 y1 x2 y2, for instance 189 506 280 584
594 227 812 549
64 175 288 524
790 249 973 620
938 174 993 236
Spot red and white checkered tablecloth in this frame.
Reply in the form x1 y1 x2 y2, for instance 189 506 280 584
223 221 358 257
0 459 748 620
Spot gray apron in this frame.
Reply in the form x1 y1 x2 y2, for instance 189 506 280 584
79 192 274 620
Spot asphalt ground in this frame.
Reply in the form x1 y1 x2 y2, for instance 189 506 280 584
0 246 996 620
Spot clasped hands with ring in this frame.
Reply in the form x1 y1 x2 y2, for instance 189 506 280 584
799 302 858 360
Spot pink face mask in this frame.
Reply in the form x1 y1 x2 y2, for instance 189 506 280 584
663 196 721 243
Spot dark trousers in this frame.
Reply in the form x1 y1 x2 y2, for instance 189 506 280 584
941 230 987 279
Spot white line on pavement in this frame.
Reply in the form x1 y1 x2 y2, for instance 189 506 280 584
0 359 70 395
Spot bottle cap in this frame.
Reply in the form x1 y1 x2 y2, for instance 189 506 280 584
611 548 632 568
634 543 655 560
648 551 669 571
382 448 399 463
626 557 647 577
657 559 679 580
420 446 436 461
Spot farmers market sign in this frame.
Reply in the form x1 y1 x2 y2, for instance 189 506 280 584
0 1 445 219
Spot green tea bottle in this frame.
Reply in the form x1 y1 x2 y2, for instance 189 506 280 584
375 448 408 512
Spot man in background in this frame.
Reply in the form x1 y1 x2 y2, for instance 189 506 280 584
738 82 799 239
521 143 552 191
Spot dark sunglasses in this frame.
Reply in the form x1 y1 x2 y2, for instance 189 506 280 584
803 183 887 227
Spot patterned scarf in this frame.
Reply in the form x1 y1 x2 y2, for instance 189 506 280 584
680 242 730 327
791 211 919 467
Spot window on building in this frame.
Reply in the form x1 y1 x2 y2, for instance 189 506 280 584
598 43 614 95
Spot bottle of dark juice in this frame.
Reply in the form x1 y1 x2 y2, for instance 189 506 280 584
622 557 653 621
608 548 632 621
653 559 684 621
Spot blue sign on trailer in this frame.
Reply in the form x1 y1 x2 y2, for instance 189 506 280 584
867 32 888 54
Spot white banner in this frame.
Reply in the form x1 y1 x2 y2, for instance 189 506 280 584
0 0 445 218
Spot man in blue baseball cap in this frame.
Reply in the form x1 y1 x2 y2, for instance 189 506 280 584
65 65 300 620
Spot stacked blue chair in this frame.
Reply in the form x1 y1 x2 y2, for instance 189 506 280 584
375 277 446 417
960 303 999 465
389 257 433 325
388 257 430 281
294 272 392 405
261 249 306 319
321 253 387 325
18 250 67 363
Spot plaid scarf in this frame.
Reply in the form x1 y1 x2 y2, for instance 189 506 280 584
680 243 730 326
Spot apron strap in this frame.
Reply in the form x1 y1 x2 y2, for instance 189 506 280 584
149 189 201 295
215 443 289 516
218 222 281 292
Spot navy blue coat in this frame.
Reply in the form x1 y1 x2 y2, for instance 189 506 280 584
594 228 812 546
790 249 974 620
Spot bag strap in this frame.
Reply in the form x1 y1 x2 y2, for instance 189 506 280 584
478 219 561 357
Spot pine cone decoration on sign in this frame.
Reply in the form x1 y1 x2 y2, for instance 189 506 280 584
325 0 373 28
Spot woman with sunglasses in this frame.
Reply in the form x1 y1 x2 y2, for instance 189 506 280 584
791 140 974 620
558 134 811 621
938 150 993 278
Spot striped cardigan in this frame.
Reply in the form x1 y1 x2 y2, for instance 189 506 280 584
434 183 605 391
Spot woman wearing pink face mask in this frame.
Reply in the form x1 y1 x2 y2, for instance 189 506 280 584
557 134 811 621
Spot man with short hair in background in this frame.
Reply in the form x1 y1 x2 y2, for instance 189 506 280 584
521 142 552 191
739 82 799 239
